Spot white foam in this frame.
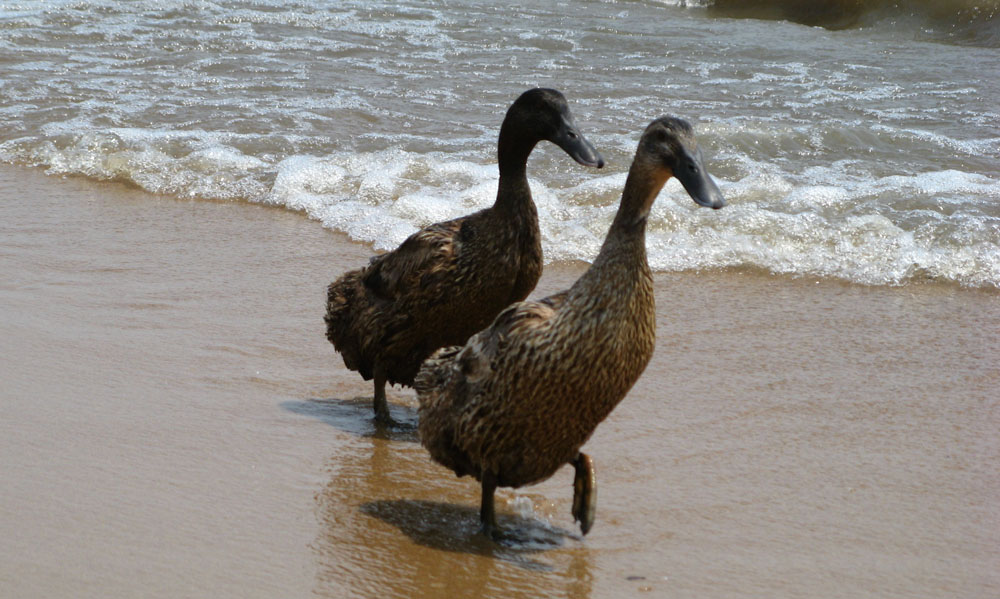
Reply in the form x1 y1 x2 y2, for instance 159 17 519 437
4 125 998 287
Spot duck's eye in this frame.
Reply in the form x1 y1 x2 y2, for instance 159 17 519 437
567 130 578 140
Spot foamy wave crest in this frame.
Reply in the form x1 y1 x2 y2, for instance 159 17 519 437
266 152 499 250
2 130 998 288
685 169 1000 287
0 128 273 200
266 150 1000 287
266 151 625 262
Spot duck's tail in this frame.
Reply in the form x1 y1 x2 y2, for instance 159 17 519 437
325 269 375 380
415 345 476 477
414 345 462 405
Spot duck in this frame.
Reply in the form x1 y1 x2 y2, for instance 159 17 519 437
325 88 604 423
414 116 725 539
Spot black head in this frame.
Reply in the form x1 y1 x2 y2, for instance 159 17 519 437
637 117 725 209
503 88 604 168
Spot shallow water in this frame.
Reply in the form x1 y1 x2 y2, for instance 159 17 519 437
2 167 998 598
1 0 998 286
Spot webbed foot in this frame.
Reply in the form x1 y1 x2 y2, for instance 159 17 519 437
372 402 395 426
572 452 597 535
478 518 502 541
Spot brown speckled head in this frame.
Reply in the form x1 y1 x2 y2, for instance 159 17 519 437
637 116 725 210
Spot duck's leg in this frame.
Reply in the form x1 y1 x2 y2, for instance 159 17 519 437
572 452 597 535
479 472 500 539
372 367 392 424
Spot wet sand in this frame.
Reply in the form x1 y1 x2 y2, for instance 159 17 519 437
1 165 998 598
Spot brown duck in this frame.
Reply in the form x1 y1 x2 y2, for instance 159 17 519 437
415 116 725 538
325 89 604 423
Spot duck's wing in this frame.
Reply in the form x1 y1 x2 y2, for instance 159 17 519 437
416 289 571 476
455 290 570 383
494 291 568 339
361 219 464 300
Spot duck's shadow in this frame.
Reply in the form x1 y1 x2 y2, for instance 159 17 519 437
282 396 419 442
360 498 577 571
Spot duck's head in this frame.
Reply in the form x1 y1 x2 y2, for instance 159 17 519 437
637 116 725 209
502 88 605 169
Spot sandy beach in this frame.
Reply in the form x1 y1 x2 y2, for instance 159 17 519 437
2 165 998 598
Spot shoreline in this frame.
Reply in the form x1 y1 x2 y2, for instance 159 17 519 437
2 165 997 598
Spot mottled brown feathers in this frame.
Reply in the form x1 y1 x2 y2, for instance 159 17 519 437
361 222 459 300
325 206 541 387
416 116 723 496
416 258 655 488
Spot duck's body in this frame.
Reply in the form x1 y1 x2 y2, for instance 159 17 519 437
326 180 542 390
416 117 725 537
417 242 656 487
325 89 603 422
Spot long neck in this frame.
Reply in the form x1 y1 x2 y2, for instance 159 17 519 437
567 159 660 382
492 175 532 217
590 160 669 273
496 116 538 180
493 120 539 214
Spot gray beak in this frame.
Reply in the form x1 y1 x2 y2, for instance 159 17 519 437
674 148 725 209
552 117 605 169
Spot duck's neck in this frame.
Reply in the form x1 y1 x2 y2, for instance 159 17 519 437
493 175 534 220
496 113 539 176
492 123 539 216
590 161 669 272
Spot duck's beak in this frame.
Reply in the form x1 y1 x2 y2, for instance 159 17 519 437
674 147 725 209
552 117 605 169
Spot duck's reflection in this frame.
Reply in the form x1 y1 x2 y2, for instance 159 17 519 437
310 417 594 599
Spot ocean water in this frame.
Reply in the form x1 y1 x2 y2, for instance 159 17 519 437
1 0 998 287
